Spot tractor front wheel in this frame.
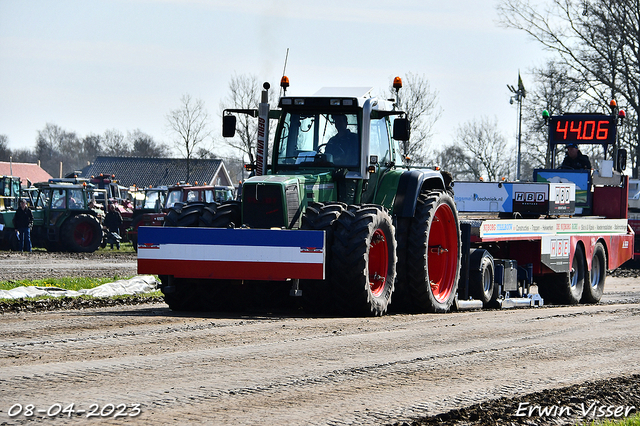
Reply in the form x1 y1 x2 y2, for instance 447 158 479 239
331 205 396 316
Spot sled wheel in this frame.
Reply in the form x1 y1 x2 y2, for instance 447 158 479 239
582 241 607 304
538 243 586 305
404 191 461 313
331 205 396 316
469 249 498 308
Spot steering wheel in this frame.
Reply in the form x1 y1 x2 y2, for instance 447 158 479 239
318 142 346 157
53 198 65 209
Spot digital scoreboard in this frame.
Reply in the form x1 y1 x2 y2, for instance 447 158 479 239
548 114 616 146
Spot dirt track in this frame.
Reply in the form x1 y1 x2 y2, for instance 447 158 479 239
0 253 639 425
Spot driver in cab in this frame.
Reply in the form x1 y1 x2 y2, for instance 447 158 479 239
325 114 358 165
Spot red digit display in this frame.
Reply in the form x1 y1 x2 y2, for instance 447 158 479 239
551 115 614 145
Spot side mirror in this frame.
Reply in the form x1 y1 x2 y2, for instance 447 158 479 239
222 115 237 138
617 148 627 172
393 118 410 141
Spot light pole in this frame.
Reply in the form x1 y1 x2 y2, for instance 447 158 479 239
508 74 526 181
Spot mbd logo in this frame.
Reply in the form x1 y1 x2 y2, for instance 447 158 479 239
515 192 545 203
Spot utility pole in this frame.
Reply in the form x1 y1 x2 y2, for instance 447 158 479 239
508 72 526 181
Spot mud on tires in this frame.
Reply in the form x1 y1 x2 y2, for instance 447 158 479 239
331 205 396 317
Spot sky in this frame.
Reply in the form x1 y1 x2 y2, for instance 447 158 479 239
0 0 550 159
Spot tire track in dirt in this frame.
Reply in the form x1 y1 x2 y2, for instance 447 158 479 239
1 302 639 425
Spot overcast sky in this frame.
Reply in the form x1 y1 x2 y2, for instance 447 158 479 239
0 0 549 158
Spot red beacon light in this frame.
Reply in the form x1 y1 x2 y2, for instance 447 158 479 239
618 109 626 124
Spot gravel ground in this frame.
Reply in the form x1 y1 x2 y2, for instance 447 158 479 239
1 251 639 425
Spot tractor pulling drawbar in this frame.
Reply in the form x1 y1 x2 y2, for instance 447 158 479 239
137 77 633 315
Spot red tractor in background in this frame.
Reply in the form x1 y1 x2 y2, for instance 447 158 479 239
129 183 235 249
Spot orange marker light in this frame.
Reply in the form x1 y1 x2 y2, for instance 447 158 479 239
393 77 402 90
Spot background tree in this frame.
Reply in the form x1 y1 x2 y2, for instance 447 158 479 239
0 135 11 161
519 60 589 173
220 73 263 166
497 0 640 175
387 72 442 165
434 145 479 181
127 129 170 157
166 94 212 182
453 116 512 181
102 129 127 156
35 123 79 177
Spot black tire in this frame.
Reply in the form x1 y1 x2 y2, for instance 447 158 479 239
160 276 206 311
299 202 347 315
199 203 218 227
163 203 184 227
331 205 396 316
402 191 461 313
161 202 242 312
176 203 205 227
61 214 102 252
538 243 586 305
469 249 498 308
582 242 607 303
207 201 241 228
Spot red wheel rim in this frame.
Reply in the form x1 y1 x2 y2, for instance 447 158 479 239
428 203 458 303
368 228 389 297
74 222 94 247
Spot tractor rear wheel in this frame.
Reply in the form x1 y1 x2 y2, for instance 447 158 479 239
61 214 102 252
331 205 396 316
403 191 461 313
300 202 347 315
202 201 241 228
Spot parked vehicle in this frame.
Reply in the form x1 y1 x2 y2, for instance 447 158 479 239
1 181 106 252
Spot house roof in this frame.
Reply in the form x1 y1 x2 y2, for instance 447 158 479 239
0 162 53 186
80 156 233 188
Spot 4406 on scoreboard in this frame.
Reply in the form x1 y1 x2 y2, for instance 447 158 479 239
137 80 633 315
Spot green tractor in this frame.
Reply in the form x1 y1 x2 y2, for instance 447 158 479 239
139 77 461 316
0 175 23 249
25 181 106 252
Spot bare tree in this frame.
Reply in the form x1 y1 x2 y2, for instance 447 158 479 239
220 73 263 165
0 135 11 161
102 129 127 156
497 0 640 175
36 123 80 177
128 129 170 158
387 72 442 165
520 60 589 171
166 94 212 182
434 145 479 181
453 117 512 181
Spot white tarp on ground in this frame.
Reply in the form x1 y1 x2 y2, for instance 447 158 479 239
0 275 159 300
